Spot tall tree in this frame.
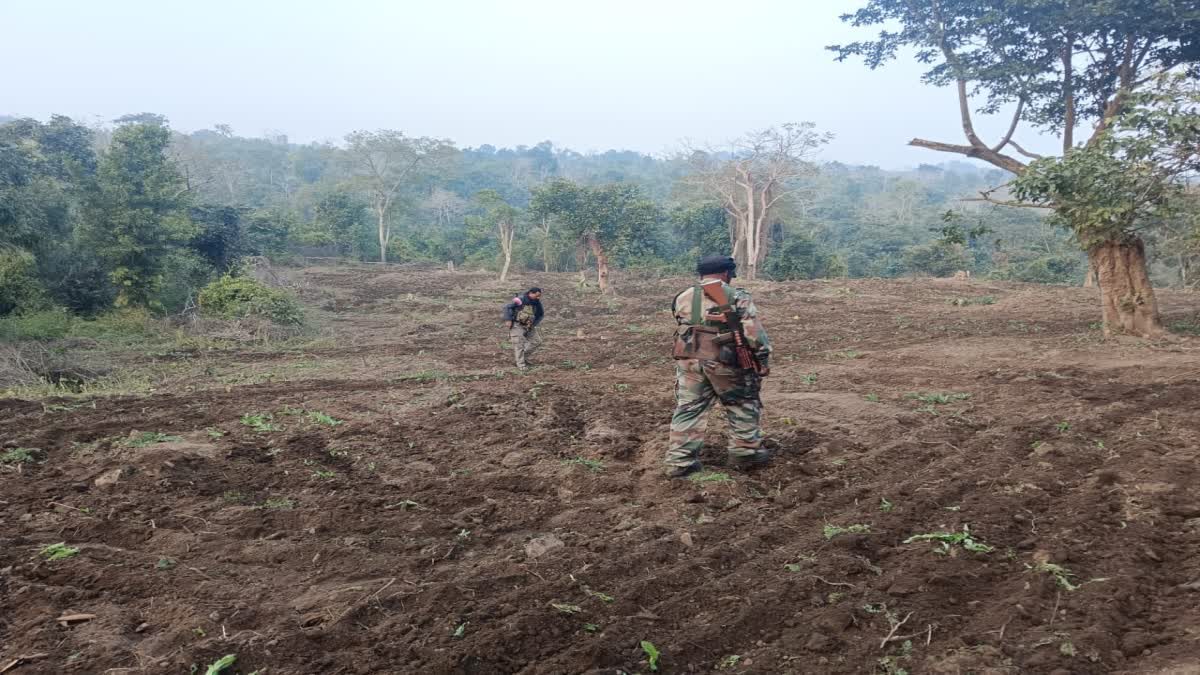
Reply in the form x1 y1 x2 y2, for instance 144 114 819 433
81 123 194 307
830 0 1200 336
475 189 521 282
344 130 455 262
530 179 661 293
684 123 830 280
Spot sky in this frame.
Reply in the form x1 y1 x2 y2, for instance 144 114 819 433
0 0 1066 168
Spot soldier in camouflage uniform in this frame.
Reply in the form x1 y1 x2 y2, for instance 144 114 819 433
504 287 545 370
665 256 771 478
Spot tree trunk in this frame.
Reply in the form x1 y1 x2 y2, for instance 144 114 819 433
1092 237 1164 338
575 239 588 283
587 234 610 294
377 210 388 263
542 217 552 273
1083 257 1096 288
500 253 511 282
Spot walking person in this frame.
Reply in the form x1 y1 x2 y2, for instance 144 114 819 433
504 287 545 370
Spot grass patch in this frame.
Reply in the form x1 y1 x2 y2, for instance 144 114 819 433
563 457 605 473
824 523 871 539
395 369 450 383
240 413 280 432
305 411 343 427
1027 561 1080 591
1 447 42 465
641 641 661 672
948 296 997 307
905 392 971 405
40 542 80 561
689 471 733 484
1169 318 1200 336
126 431 183 448
904 525 994 554
260 496 295 510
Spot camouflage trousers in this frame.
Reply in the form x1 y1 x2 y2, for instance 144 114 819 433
510 326 543 369
665 359 763 469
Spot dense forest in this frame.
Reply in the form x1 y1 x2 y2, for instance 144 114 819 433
0 111 1135 319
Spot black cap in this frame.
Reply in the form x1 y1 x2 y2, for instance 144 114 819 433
697 255 737 277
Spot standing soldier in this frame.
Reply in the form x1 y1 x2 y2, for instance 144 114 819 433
504 287 545 370
665 256 771 478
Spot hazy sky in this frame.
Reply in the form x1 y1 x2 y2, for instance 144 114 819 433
1 0 1065 168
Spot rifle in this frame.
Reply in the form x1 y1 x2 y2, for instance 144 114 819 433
699 281 767 376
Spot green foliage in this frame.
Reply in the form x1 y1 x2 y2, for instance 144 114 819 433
764 234 845 280
640 641 661 672
0 308 73 341
197 275 303 325
40 542 80 560
305 411 342 427
904 525 994 554
563 457 605 473
240 413 280 432
1027 561 1080 591
1 448 41 464
126 432 183 448
824 523 871 539
80 122 194 308
203 654 237 675
689 471 732 484
902 241 971 277
0 248 49 316
905 392 970 404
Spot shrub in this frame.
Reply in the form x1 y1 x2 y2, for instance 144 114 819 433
0 248 49 316
0 309 72 341
197 275 304 326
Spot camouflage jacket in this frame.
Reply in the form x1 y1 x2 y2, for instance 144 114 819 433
671 281 771 365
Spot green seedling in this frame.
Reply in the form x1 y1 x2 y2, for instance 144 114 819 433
583 623 600 633
260 497 295 510
905 392 971 404
718 654 742 670
1 448 40 464
127 432 183 448
551 602 582 614
206 428 225 439
614 383 631 392
689 471 732 484
862 602 887 614
880 497 894 513
802 373 818 385
948 296 996 306
240 413 280 432
585 588 614 603
204 654 237 675
453 622 468 638
563 457 605 473
865 393 880 402
311 469 336 479
40 542 80 561
1056 421 1071 433
306 411 343 427
156 557 176 570
1027 561 1080 591
904 524 994 554
823 523 871 540
386 499 423 511
641 641 661 672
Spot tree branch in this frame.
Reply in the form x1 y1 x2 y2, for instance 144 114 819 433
909 138 1028 174
1008 140 1045 161
992 98 1026 153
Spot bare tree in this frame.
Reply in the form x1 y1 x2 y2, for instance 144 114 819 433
345 130 455 262
684 123 831 280
426 188 467 228
476 190 521 282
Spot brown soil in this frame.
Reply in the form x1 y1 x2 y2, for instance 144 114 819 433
3 266 1200 675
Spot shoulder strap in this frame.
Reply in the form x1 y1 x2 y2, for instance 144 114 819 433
690 285 703 325
700 280 732 310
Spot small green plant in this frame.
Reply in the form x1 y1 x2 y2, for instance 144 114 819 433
221 490 246 504
904 525 994 554
127 432 183 448
834 350 863 359
614 383 631 392
40 542 80 561
802 373 818 385
865 393 880 402
306 411 343 427
203 654 237 675
878 639 913 675
824 523 871 539
311 469 336 479
452 622 468 638
261 497 295 510
880 497 894 513
551 602 582 614
948 296 996 307
585 588 615 603
240 413 280 432
156 557 176 570
1027 561 1080 591
690 471 733 484
718 654 742 670
1 448 40 465
563 457 605 473
205 428 225 439
641 640 661 672
905 392 970 405
1056 421 1071 433
583 623 600 633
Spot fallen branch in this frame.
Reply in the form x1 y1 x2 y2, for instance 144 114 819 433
880 611 915 649
812 576 854 588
